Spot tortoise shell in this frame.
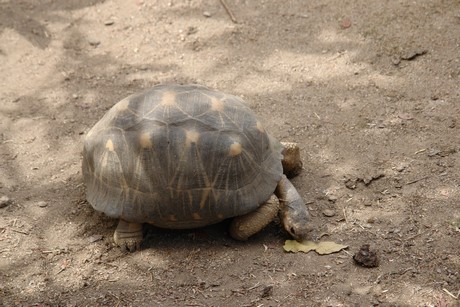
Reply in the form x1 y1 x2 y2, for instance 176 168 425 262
82 84 283 229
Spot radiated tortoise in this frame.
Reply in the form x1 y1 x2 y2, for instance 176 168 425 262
82 84 310 251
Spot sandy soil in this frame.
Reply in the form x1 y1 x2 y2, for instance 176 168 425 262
1 0 459 306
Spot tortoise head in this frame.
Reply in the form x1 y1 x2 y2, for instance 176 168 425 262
276 175 311 241
279 200 311 241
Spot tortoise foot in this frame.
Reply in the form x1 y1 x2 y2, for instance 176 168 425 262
113 220 143 252
280 142 302 178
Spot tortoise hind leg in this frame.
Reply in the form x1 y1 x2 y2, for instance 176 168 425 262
229 195 279 240
113 219 143 252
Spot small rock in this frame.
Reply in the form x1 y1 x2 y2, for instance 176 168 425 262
203 11 212 18
392 55 401 66
398 113 414 120
401 49 427 61
395 163 408 172
327 194 338 202
104 20 114 26
72 94 79 99
186 26 198 35
88 40 101 47
371 285 383 297
362 176 373 185
427 148 441 157
344 178 357 189
322 209 336 217
363 172 385 185
340 18 352 29
0 196 12 208
37 201 48 208
62 71 71 81
88 234 104 243
261 285 273 298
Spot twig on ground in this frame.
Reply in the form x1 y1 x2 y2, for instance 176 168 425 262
405 176 429 185
405 230 428 241
442 288 459 299
247 282 261 291
414 148 426 154
9 228 29 235
219 0 237 23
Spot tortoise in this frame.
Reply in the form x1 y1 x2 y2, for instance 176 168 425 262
82 84 310 251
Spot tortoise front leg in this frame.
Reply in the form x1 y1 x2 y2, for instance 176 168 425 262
229 195 280 240
113 219 143 252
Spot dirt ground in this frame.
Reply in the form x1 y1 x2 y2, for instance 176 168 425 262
1 0 459 306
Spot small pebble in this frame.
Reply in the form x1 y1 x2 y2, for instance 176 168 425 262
261 285 273 298
371 285 383 297
104 20 114 26
203 11 212 17
72 94 79 99
340 18 352 29
322 209 336 217
395 163 408 172
88 234 103 243
186 26 198 35
344 178 357 189
37 201 48 208
0 196 12 208
88 40 101 47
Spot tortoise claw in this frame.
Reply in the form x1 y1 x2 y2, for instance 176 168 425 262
117 239 141 252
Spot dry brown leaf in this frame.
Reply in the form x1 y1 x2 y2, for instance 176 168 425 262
283 240 348 254
315 241 348 254
283 240 316 253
